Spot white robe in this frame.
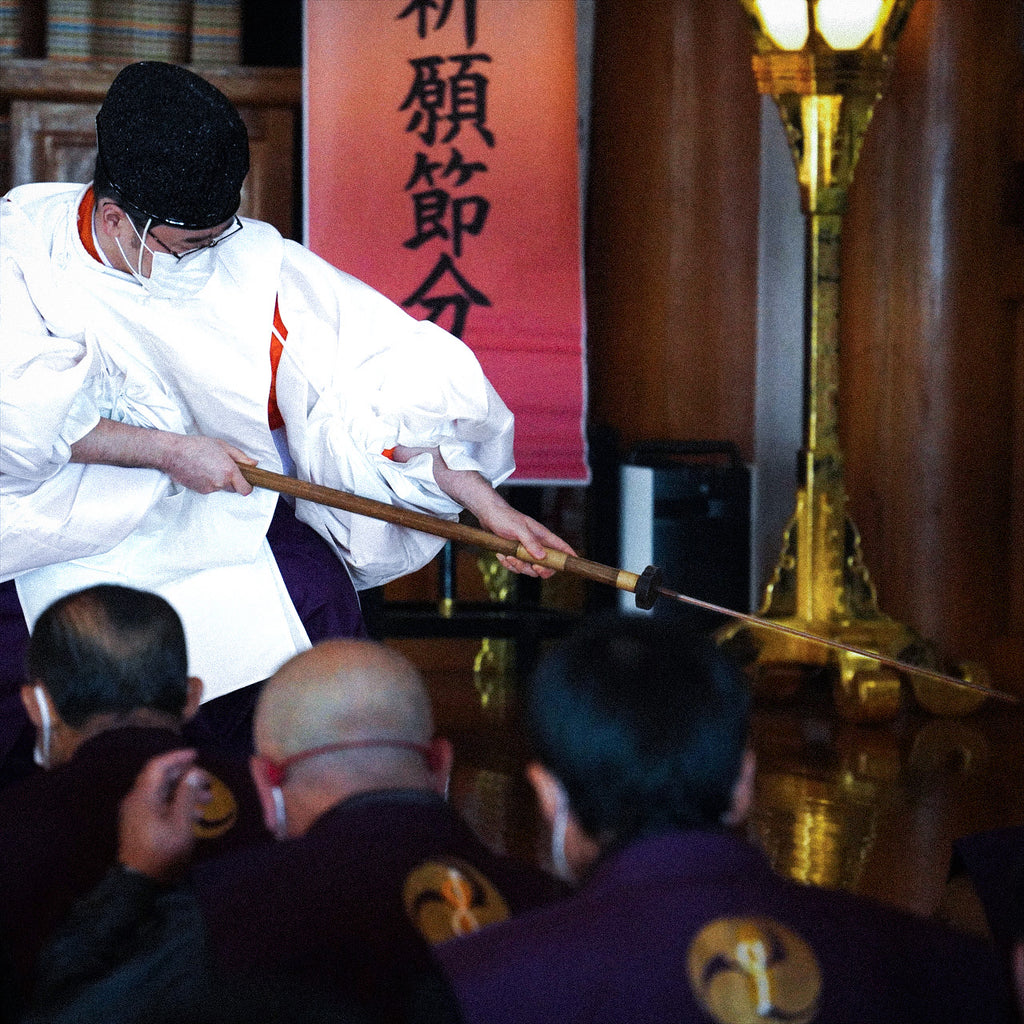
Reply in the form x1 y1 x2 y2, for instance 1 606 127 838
0 183 515 698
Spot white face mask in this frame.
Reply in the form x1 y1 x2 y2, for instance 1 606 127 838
32 686 52 770
116 217 218 299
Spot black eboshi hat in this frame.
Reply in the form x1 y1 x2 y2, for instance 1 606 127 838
95 61 250 229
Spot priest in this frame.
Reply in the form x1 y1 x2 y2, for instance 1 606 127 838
0 61 572 750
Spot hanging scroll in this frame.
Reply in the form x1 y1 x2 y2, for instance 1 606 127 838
306 0 587 482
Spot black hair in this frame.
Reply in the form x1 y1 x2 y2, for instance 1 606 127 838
523 612 751 846
26 585 190 727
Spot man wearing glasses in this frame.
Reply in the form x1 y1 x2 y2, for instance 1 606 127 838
0 61 573 756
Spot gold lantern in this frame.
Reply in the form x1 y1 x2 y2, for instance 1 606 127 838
720 0 988 719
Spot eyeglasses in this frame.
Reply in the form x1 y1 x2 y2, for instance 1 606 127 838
145 216 244 262
256 739 437 787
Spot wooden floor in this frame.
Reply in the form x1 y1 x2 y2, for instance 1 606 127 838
393 635 1024 921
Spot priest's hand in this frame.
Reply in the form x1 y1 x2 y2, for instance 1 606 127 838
391 444 577 578
159 434 256 494
469 493 577 579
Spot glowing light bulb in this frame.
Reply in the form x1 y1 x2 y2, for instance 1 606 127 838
756 0 810 50
815 0 885 49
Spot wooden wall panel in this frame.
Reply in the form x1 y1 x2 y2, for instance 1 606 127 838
841 0 1024 691
585 0 761 459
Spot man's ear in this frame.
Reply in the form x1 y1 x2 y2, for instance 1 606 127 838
21 684 42 727
21 683 54 728
426 736 454 796
722 747 757 827
526 761 601 881
525 761 566 829
182 677 203 722
96 198 129 236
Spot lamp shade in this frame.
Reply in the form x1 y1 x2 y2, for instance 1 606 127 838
756 0 809 50
816 0 886 50
743 0 905 54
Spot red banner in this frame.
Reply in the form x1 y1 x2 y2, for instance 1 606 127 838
305 0 588 482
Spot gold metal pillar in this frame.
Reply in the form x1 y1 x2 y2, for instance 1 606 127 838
720 11 988 719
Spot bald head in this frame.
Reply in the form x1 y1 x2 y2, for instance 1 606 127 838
254 640 439 805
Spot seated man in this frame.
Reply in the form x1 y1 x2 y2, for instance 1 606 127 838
436 613 1015 1024
26 752 372 1024
28 638 567 1024
0 584 268 1012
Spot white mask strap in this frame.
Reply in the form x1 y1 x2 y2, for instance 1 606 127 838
33 685 52 769
270 785 288 839
116 216 156 280
551 790 573 883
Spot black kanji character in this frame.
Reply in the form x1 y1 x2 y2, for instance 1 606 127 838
400 55 446 146
397 0 477 47
401 253 491 338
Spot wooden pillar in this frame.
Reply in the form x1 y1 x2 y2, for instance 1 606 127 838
584 0 761 458
841 0 1024 690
